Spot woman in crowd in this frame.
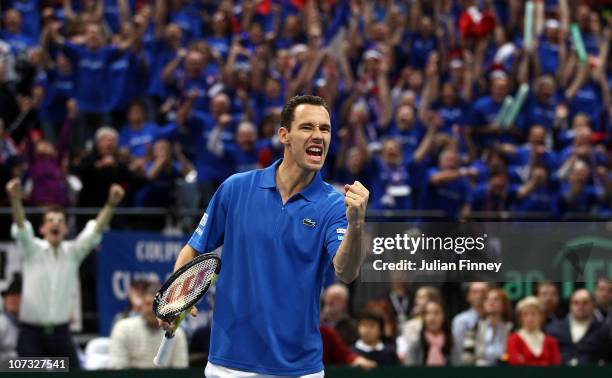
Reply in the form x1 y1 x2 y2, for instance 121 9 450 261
507 296 561 365
396 286 442 363
406 300 459 366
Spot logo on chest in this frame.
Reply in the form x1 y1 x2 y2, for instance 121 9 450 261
302 218 317 228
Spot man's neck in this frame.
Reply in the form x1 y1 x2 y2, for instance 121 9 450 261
276 158 315 204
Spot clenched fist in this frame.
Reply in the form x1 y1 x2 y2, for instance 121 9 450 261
5 178 22 200
343 181 369 226
107 184 125 207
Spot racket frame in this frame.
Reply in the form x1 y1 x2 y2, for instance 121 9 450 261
152 252 221 321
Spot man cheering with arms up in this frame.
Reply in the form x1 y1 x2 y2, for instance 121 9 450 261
160 95 369 377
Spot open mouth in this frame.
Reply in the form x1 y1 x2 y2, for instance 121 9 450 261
306 146 323 157
50 229 60 236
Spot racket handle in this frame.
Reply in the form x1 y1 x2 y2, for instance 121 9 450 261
153 332 175 366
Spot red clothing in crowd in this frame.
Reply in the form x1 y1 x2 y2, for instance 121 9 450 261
506 333 561 366
320 325 357 365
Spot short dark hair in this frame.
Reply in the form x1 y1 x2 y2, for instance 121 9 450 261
280 95 330 131
358 309 385 334
128 98 146 113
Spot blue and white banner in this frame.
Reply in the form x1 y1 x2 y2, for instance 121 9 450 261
97 231 189 336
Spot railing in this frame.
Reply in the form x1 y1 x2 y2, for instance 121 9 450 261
0 207 609 222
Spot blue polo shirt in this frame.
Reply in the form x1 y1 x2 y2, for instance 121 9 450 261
188 160 347 375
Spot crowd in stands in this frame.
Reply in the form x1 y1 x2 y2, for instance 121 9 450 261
319 279 612 368
0 0 610 220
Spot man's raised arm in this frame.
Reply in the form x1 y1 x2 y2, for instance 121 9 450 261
6 178 26 228
333 181 369 284
95 184 125 233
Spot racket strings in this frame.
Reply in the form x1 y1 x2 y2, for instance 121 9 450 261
156 259 218 317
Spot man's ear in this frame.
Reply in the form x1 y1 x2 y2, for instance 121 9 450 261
279 127 289 145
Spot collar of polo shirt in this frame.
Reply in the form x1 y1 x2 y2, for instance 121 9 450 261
258 159 325 202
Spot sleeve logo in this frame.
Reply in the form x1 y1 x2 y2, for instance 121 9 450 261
199 213 209 227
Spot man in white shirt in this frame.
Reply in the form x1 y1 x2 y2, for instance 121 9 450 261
108 282 188 369
5 178 124 369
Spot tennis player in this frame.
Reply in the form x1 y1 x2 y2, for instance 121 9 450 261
160 95 369 377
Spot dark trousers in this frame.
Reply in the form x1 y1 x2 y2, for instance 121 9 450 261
17 323 80 370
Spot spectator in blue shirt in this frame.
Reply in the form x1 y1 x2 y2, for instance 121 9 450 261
118 100 158 160
274 13 307 50
557 159 603 217
422 147 473 219
469 71 515 148
3 0 40 41
431 82 470 135
206 120 260 173
469 170 518 212
134 139 188 207
1 9 36 54
558 126 608 177
369 139 414 211
386 105 425 159
43 18 146 147
163 49 219 113
536 20 563 76
518 76 559 133
514 164 557 214
503 125 558 177
565 58 610 132
146 23 183 103
33 53 75 143
206 12 232 60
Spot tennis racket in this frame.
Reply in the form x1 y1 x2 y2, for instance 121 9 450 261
152 252 221 366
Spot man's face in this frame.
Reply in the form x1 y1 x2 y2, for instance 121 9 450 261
4 10 21 33
439 149 459 170
570 290 594 321
127 105 145 127
491 78 509 100
489 174 508 196
569 164 590 187
537 284 559 313
85 25 104 50
185 51 205 76
322 288 348 319
536 80 554 103
381 140 402 166
211 95 230 117
467 282 488 310
280 104 331 172
594 280 612 308
40 211 68 247
396 106 415 130
236 126 256 151
97 134 118 156
165 24 182 47
529 126 546 146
